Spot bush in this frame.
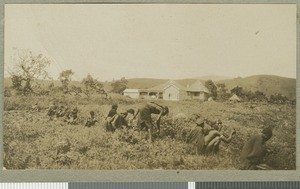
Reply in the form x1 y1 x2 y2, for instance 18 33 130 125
3 95 296 170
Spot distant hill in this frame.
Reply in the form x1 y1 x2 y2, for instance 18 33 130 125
217 75 296 99
126 78 205 89
192 75 234 81
126 75 296 99
4 75 296 100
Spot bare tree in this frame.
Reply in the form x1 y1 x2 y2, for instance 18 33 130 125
9 49 51 95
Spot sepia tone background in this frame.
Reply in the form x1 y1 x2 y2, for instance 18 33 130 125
0 0 299 182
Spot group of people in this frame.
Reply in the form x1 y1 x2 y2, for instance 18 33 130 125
104 102 169 142
104 102 274 170
47 103 98 127
47 103 79 125
45 100 273 170
187 117 236 155
104 101 235 155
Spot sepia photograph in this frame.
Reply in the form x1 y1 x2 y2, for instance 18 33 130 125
3 4 296 170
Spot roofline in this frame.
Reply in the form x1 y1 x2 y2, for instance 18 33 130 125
187 91 210 93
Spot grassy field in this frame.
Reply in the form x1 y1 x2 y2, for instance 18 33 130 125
3 94 296 170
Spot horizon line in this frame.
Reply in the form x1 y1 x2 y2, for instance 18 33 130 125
3 74 296 82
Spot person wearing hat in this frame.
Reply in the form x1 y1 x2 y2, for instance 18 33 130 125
240 127 273 170
135 102 169 142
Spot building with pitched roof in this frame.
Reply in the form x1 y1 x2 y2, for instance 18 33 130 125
186 80 210 100
123 80 210 101
123 89 140 99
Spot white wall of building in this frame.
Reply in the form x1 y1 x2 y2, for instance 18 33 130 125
123 91 140 99
163 85 179 100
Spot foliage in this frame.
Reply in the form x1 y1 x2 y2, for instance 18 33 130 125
230 86 243 97
4 87 13 97
111 77 128 94
3 96 296 170
70 85 83 96
59 70 74 93
82 74 104 96
9 49 51 95
269 93 289 104
216 83 230 101
205 80 217 99
230 86 268 103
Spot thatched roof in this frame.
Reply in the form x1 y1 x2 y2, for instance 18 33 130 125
147 80 187 92
229 94 241 101
187 80 210 93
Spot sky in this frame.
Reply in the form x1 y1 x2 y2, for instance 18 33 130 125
4 4 296 81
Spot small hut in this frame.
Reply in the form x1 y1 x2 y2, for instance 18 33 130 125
208 97 214 102
229 94 241 102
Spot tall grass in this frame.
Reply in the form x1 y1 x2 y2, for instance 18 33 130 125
3 94 296 170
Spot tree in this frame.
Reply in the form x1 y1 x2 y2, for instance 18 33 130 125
205 80 217 99
82 74 103 96
270 93 289 104
59 70 74 93
111 77 128 94
230 86 243 97
254 91 268 102
216 83 230 101
9 49 51 95
70 85 83 96
243 90 255 101
48 82 55 92
11 75 23 93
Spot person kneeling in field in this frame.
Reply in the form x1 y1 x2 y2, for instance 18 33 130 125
204 128 236 155
105 104 132 131
135 102 169 142
187 118 236 155
187 118 208 155
105 104 119 132
120 109 135 128
47 102 58 120
65 107 78 125
203 119 236 154
240 127 273 170
85 111 98 127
